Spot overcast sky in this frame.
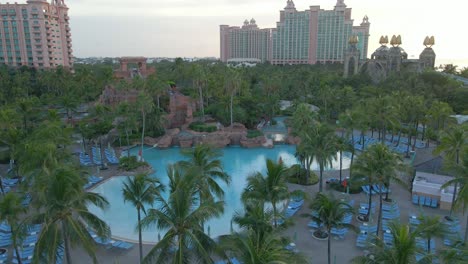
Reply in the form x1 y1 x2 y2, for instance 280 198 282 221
67 0 466 66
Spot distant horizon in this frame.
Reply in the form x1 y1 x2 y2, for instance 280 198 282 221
65 0 467 68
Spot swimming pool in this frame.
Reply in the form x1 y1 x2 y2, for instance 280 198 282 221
88 145 351 243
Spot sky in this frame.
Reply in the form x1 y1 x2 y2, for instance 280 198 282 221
67 0 467 66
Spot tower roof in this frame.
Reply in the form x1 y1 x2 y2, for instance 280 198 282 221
285 0 296 11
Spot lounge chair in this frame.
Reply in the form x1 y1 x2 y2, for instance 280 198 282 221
419 196 426 205
430 198 438 208
424 197 432 207
412 194 419 204
111 240 134 250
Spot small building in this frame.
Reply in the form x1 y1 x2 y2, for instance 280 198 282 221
412 171 455 210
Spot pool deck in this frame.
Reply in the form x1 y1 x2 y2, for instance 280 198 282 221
67 141 466 264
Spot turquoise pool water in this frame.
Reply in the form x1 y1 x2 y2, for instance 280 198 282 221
88 145 351 243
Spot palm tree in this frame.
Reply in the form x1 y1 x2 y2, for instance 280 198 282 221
178 144 231 203
122 173 164 264
435 125 467 215
140 165 223 264
416 215 447 254
291 103 317 135
136 93 154 161
439 240 468 263
225 68 241 126
0 193 27 264
232 200 274 241
441 147 468 242
336 137 353 183
352 143 404 235
351 222 425 264
300 122 338 192
307 193 355 264
242 159 289 227
218 229 306 264
33 165 110 264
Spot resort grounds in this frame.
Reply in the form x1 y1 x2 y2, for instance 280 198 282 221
61 142 465 264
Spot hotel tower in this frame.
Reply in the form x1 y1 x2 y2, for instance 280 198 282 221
0 0 73 69
220 0 370 65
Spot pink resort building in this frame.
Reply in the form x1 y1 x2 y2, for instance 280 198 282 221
220 0 370 65
0 0 73 69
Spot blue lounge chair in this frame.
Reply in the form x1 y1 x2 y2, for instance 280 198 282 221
419 196 426 205
412 194 419 204
424 197 432 207
431 198 438 208
111 240 134 250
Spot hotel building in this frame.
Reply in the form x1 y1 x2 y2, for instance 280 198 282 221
0 0 73 69
220 19 271 63
220 0 370 65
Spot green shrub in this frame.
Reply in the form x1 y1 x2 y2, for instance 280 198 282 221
329 181 362 194
247 130 263 138
285 164 319 185
189 122 217 133
119 156 148 171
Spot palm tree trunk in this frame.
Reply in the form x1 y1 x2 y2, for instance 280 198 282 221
350 150 354 178
377 191 383 237
339 150 343 183
449 182 458 216
138 208 143 264
319 164 324 192
140 110 146 161
427 237 431 253
230 93 234 126
198 84 205 122
366 186 373 220
327 229 331 264
63 222 73 264
13 237 22 264
464 213 468 243
125 128 130 158
273 203 278 228
396 131 402 147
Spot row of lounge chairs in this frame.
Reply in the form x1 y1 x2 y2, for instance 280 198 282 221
351 135 425 154
83 175 104 189
382 202 400 220
444 218 462 246
88 229 134 250
0 222 56 264
80 147 120 166
356 224 378 248
412 194 438 208
273 197 305 226
361 185 391 195
358 202 376 215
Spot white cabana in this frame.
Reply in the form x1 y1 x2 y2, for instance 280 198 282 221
412 172 455 210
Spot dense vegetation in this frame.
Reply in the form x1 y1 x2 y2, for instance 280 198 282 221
0 60 467 263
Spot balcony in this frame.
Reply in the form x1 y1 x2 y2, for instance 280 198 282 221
66 32 71 37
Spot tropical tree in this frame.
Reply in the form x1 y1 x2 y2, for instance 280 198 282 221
307 193 355 264
300 122 338 192
291 103 317 135
439 240 468 263
33 165 110 264
351 222 425 264
242 159 289 227
435 125 467 215
416 215 447 254
352 143 404 235
122 173 164 264
140 165 223 264
441 147 468 242
178 144 230 204
0 193 27 264
225 68 241 126
136 93 154 161
218 228 306 264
